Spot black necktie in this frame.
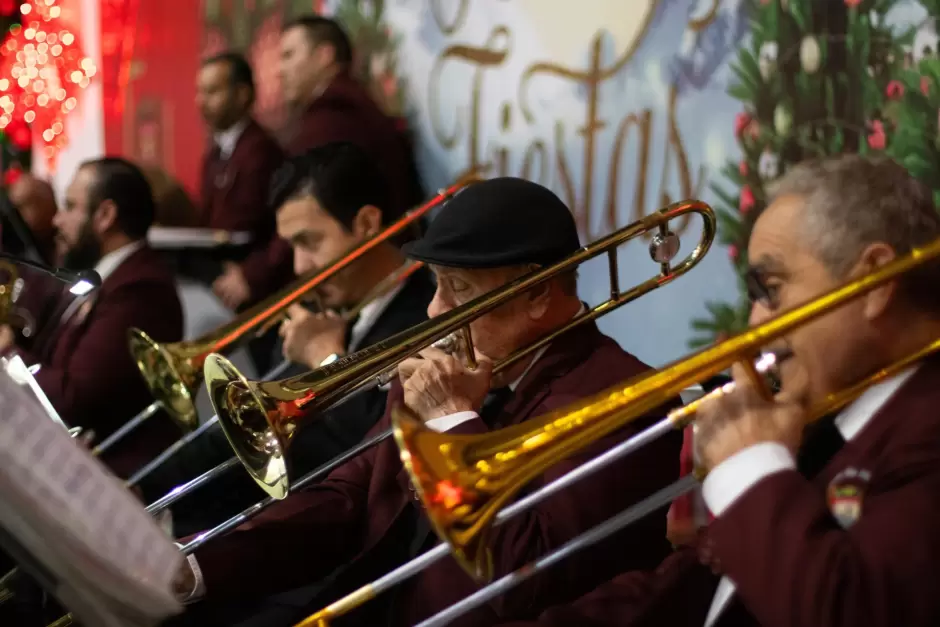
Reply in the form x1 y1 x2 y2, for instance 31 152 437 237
208 142 222 164
480 386 513 427
387 386 515 625
796 413 846 479
713 414 847 627
403 387 514 554
343 310 361 350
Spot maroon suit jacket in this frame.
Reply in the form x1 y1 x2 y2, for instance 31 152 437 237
501 354 940 627
286 72 423 215
16 245 184 478
190 322 682 625
200 118 293 300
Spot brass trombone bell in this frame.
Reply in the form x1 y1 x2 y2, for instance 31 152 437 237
125 180 475 433
406 334 940 627
203 200 717 501
0 259 34 335
394 233 940 582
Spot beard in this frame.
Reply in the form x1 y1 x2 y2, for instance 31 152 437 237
61 219 102 271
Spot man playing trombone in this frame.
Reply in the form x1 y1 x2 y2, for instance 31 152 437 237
148 142 436 537
170 178 683 626
499 154 940 627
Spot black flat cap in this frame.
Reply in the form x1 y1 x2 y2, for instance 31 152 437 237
402 177 581 269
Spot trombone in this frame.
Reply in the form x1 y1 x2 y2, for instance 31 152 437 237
201 199 717 501
294 233 940 627
142 199 715 547
93 180 472 458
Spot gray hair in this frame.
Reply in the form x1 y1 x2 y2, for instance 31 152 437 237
766 154 940 309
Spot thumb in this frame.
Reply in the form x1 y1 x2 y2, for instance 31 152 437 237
471 349 496 373
286 303 308 320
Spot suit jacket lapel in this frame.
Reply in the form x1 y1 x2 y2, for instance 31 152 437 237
710 354 940 626
814 354 940 489
494 323 605 428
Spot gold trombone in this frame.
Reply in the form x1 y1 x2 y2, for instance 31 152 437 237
202 200 717 501
293 234 940 627
92 180 472 459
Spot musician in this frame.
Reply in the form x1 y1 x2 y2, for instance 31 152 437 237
197 51 293 312
6 172 57 263
279 15 424 214
2 173 66 354
156 142 436 536
0 158 184 479
171 177 682 627
499 154 940 627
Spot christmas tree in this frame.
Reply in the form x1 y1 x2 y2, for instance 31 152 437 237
885 4 940 201
331 0 407 119
689 0 911 348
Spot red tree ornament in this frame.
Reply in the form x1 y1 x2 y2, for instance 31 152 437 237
0 0 97 170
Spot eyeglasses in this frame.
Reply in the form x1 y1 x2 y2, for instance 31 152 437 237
744 268 779 310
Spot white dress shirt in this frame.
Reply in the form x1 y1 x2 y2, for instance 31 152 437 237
701 366 918 627
213 118 249 161
94 240 145 282
347 281 406 353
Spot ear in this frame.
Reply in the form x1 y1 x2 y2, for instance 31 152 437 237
315 43 337 68
351 204 382 238
92 199 119 235
524 266 552 320
854 242 898 321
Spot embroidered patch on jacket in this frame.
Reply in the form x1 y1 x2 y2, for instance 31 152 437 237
826 467 871 528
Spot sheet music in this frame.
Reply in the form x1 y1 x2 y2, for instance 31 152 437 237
0 371 183 625
148 226 252 249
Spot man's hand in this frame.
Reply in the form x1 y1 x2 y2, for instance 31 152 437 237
212 262 251 310
399 346 493 422
694 362 806 473
0 324 14 353
279 303 346 369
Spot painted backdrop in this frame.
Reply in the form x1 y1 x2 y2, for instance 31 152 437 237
380 0 757 365
89 0 938 366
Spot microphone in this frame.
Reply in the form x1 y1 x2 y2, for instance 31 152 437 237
0 253 102 296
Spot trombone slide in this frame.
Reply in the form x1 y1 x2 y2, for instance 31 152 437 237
411 336 940 627
415 475 701 627
293 351 785 626
90 400 164 457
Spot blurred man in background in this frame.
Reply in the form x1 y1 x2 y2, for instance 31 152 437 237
197 51 292 312
278 15 425 215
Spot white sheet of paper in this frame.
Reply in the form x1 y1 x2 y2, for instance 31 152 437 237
0 372 183 625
